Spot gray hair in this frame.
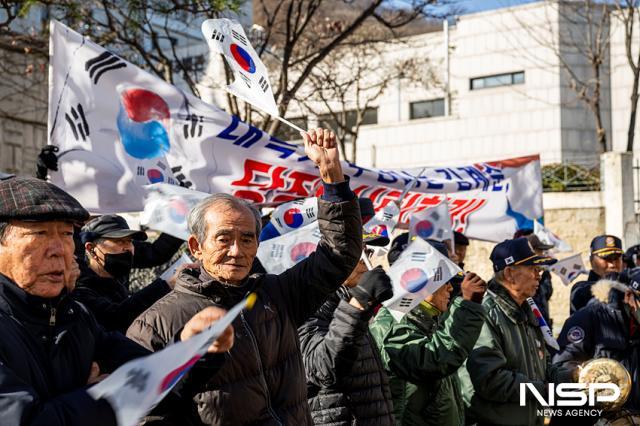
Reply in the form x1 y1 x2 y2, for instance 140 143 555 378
493 270 506 286
188 193 262 242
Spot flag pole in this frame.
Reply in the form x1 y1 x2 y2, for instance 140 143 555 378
274 115 306 133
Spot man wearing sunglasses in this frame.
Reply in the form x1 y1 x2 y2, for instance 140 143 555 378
570 235 625 315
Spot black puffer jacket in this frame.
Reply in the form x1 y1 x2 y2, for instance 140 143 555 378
299 289 394 426
74 268 171 333
127 196 362 425
0 273 150 426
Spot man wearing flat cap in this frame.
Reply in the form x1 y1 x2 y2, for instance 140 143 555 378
0 177 234 425
570 235 625 314
461 238 575 426
74 214 194 333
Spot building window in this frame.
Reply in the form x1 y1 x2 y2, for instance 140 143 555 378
410 99 445 119
274 116 307 141
470 71 525 90
317 108 378 131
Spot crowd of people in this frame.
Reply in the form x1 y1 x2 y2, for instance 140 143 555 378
1 128 639 426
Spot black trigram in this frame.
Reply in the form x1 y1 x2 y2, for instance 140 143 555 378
259 75 269 92
171 166 193 188
435 229 444 239
572 264 582 271
411 252 427 262
124 368 149 393
430 211 441 221
136 166 144 176
398 298 413 308
305 208 316 219
85 51 126 85
156 161 167 171
560 267 567 275
433 266 443 281
382 212 394 220
211 29 225 42
270 244 284 259
239 73 251 88
183 114 203 139
231 29 248 45
65 104 90 141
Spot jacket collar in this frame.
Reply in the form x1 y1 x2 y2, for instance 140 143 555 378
175 267 260 306
0 273 68 322
588 270 601 282
487 280 534 325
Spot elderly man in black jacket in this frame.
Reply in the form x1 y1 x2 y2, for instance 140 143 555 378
127 128 363 425
0 177 233 426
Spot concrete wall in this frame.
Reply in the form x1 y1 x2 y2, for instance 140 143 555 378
463 191 605 334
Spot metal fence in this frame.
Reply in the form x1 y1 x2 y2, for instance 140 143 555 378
541 161 600 192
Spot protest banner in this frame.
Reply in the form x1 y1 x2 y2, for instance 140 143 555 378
48 20 543 243
384 238 461 321
88 295 254 426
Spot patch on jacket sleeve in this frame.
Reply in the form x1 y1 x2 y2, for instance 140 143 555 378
567 326 585 343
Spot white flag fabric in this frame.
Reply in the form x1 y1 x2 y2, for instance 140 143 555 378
257 221 322 274
88 295 252 426
139 184 210 240
260 197 318 241
534 220 572 253
48 20 544 242
201 19 278 116
384 238 462 321
363 203 400 239
550 253 587 286
408 200 453 242
159 253 193 282
527 297 560 350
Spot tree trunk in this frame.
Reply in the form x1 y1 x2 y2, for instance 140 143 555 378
627 69 640 152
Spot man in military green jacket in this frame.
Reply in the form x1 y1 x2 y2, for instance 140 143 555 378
462 238 576 426
370 238 487 426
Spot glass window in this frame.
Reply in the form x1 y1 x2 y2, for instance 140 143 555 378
470 71 525 90
410 98 445 119
318 108 378 130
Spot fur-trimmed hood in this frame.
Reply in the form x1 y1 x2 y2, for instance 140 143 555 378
591 278 630 304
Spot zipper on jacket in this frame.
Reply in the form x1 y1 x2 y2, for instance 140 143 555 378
49 306 56 326
240 311 283 425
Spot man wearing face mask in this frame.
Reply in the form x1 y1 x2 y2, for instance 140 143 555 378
74 214 190 333
570 235 625 314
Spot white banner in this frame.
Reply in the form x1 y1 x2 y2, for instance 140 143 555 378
139 184 210 240
534 220 572 253
550 253 587 286
88 296 252 426
201 19 278 117
408 200 453 242
256 221 322 274
48 20 544 243
384 238 461 321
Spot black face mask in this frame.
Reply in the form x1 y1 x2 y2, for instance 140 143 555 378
102 251 133 279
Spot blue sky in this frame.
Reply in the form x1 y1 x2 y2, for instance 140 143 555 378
457 0 539 14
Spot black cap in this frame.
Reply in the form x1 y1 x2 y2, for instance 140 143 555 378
0 176 89 222
454 231 469 246
526 234 554 251
626 268 640 292
363 232 389 247
590 235 624 257
490 237 557 272
81 214 147 244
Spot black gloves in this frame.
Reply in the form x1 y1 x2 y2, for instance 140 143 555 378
36 145 59 180
350 266 393 309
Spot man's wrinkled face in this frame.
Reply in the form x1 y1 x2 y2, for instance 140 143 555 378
591 254 623 277
188 204 258 285
505 265 541 300
0 220 75 298
425 282 453 312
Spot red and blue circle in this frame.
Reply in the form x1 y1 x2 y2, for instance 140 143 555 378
158 355 201 393
414 220 434 239
370 224 388 237
169 198 189 223
290 242 317 263
230 44 256 73
283 208 304 229
147 169 165 184
400 268 429 293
